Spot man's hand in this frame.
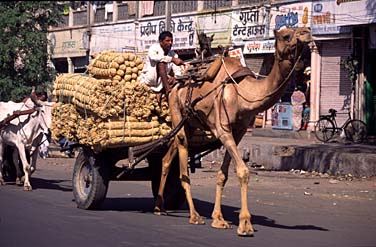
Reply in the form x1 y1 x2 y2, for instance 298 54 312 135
172 57 185 66
167 77 175 84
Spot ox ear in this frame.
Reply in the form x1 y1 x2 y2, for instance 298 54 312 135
30 86 43 107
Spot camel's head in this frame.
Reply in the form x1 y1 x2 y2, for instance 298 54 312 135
274 27 312 61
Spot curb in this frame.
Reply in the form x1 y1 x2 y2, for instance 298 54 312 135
201 133 376 178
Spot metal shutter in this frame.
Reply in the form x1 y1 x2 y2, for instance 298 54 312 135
320 39 352 126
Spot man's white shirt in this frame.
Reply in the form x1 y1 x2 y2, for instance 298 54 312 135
138 43 182 92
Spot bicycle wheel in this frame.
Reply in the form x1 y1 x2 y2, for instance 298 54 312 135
314 118 335 142
344 119 368 143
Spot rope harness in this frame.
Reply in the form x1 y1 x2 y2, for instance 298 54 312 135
117 35 306 174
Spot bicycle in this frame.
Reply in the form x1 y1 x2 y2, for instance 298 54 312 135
314 108 368 143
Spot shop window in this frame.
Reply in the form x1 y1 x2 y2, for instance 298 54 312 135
203 0 232 10
153 1 165 17
53 58 68 74
118 3 129 20
238 0 270 6
56 15 69 28
73 10 87 26
94 7 113 23
172 1 197 13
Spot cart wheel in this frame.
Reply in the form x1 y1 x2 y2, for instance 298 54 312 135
72 150 110 210
149 155 186 210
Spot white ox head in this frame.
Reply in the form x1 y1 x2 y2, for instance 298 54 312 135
29 90 53 135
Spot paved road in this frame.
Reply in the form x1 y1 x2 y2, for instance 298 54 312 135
0 156 375 247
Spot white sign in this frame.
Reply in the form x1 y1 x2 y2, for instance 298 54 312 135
49 29 88 58
243 40 275 54
311 0 374 35
196 13 232 48
90 23 135 54
231 7 269 46
228 48 246 67
139 16 196 51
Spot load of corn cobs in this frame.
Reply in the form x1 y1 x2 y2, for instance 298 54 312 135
50 50 174 152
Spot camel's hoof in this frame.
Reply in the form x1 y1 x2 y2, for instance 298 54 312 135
211 220 232 229
23 186 32 191
237 230 254 237
189 215 205 225
153 206 167 216
237 224 254 237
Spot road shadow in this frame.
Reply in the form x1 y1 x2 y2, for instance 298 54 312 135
188 198 328 232
100 197 328 232
101 197 155 213
30 177 72 192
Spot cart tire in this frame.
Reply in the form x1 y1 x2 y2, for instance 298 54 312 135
72 151 110 210
149 155 186 210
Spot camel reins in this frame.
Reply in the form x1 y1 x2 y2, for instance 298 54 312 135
115 42 305 173
221 47 303 104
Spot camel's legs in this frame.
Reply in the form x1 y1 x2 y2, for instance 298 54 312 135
218 133 253 236
211 151 231 229
175 129 204 224
154 139 177 215
156 91 204 224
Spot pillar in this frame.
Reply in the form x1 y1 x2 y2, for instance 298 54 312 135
67 57 74 73
197 1 204 11
308 41 321 132
112 1 118 22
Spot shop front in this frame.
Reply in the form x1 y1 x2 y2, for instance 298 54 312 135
49 29 89 73
311 0 376 133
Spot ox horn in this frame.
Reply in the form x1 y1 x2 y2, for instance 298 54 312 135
30 86 43 107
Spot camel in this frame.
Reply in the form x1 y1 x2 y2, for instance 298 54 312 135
154 27 312 236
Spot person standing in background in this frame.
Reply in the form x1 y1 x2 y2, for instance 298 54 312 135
291 86 306 131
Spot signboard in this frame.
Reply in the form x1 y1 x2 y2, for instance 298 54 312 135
311 0 375 35
271 103 293 130
138 16 197 51
196 13 232 48
269 2 311 36
49 29 88 58
243 40 275 54
90 23 135 54
231 7 269 46
228 48 246 67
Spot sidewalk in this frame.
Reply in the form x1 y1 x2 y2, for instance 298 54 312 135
201 128 376 178
234 128 376 178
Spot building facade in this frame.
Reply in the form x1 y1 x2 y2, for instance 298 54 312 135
48 0 376 134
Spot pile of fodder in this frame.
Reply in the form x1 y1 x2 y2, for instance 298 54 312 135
87 50 144 81
51 50 172 151
51 103 171 152
53 74 168 119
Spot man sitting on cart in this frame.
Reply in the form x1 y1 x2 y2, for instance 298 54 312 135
138 31 188 103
